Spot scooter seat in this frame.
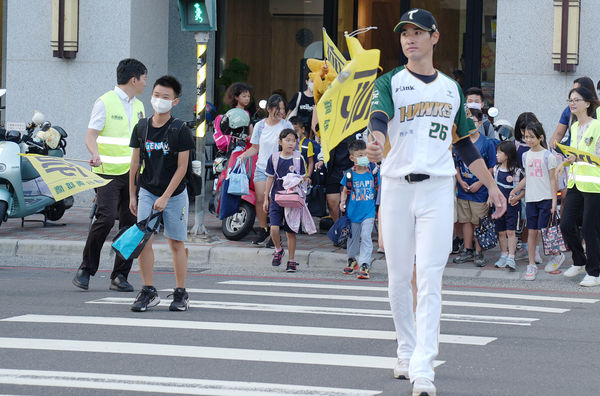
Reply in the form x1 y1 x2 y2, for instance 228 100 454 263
20 157 40 181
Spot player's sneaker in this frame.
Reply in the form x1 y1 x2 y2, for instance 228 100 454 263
494 254 507 268
451 237 463 254
412 378 436 396
505 256 517 271
252 227 270 245
564 265 586 278
344 258 359 275
272 248 285 266
453 250 474 264
131 286 160 312
580 274 600 287
285 261 298 273
168 288 189 311
544 252 565 272
474 251 486 267
393 358 409 379
524 264 538 281
357 264 370 279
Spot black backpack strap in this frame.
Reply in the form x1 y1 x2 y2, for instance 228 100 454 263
135 117 149 187
166 118 185 158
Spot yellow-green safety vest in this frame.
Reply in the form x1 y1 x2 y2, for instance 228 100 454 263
568 118 600 193
93 90 145 175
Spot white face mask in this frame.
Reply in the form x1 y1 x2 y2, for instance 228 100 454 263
466 102 482 111
307 80 314 92
151 97 173 114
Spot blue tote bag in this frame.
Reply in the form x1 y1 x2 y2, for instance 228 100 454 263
219 177 242 220
112 212 162 261
227 160 249 196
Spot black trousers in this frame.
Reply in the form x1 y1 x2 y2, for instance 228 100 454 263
80 173 137 279
560 186 600 277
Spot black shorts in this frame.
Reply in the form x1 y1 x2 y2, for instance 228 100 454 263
325 168 344 195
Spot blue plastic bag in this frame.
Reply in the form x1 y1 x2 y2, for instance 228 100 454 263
227 160 249 196
327 215 352 247
219 178 242 220
112 212 162 261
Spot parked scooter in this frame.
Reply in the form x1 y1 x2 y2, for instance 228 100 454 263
0 103 73 227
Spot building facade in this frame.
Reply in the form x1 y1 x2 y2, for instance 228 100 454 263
0 0 598 206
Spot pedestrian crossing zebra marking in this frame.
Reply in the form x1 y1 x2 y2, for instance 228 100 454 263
159 288 570 314
218 281 600 304
0 337 444 370
1 314 496 346
87 297 538 326
0 368 381 395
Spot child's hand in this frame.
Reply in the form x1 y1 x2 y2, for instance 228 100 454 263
469 181 482 193
458 180 469 192
339 201 346 214
263 197 269 213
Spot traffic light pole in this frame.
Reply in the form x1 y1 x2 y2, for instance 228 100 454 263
189 31 210 237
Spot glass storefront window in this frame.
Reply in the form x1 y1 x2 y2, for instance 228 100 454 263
481 0 497 106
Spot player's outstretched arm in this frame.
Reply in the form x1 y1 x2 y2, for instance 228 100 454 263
468 158 507 218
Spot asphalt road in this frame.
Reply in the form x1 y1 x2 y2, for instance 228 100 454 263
1 262 600 395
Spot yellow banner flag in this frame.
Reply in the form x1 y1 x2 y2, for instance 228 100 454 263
317 35 380 163
556 143 600 167
20 154 111 201
323 28 347 74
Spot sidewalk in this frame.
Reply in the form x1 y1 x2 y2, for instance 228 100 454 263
0 205 571 281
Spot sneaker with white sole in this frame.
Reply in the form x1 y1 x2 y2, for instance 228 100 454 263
544 252 565 273
505 256 517 271
563 265 586 278
393 358 409 380
579 274 600 287
515 247 528 261
494 254 508 268
524 264 538 281
412 377 436 396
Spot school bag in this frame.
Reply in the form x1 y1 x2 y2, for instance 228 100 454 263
271 151 305 208
212 114 232 152
137 118 202 196
344 163 380 203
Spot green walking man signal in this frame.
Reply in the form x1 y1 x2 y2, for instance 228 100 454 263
178 0 217 32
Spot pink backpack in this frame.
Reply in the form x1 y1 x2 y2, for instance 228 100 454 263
213 114 232 152
272 151 305 208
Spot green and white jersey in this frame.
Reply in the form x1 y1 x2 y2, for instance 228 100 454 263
370 66 475 178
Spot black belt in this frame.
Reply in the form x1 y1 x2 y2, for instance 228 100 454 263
405 173 430 183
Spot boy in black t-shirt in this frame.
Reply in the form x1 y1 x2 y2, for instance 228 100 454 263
128 75 195 312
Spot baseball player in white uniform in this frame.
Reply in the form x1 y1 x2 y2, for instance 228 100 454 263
366 9 506 396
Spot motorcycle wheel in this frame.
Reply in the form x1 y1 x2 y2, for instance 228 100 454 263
43 200 66 222
221 201 255 241
0 200 7 226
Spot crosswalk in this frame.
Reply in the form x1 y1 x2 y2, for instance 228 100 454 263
0 278 598 395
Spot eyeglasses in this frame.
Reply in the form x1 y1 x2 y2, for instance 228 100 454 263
567 98 585 104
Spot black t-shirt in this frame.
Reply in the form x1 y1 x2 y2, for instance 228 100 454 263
288 91 315 125
130 117 195 196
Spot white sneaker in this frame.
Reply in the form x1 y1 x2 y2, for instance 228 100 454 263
524 264 538 281
412 377 436 396
579 274 600 287
563 265 586 278
393 358 409 379
534 248 543 264
544 253 565 273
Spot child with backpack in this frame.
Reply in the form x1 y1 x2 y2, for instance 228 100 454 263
492 141 524 271
264 129 307 272
289 116 316 182
510 121 564 280
339 140 380 279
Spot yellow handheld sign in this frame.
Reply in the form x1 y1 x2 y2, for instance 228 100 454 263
20 154 110 201
556 143 600 167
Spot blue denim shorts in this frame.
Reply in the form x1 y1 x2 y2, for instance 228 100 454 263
254 167 267 182
137 188 189 241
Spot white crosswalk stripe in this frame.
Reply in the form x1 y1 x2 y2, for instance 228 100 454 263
0 277 596 395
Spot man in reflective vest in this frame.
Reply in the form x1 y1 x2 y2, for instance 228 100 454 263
73 58 147 292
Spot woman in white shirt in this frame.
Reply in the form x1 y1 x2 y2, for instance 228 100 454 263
239 94 293 245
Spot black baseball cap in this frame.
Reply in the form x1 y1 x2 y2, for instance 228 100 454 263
393 9 438 33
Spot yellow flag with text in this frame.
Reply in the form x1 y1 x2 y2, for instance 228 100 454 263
317 36 380 163
556 143 600 166
322 28 347 74
21 154 111 201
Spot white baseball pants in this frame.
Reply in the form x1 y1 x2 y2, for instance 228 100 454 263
381 175 454 382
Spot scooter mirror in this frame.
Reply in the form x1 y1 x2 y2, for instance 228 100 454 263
487 107 499 118
259 99 267 110
32 110 45 125
0 89 6 97
41 121 52 132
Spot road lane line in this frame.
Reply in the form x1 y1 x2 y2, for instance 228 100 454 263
161 288 569 313
218 281 598 304
0 337 444 370
2 315 496 346
86 298 538 326
0 369 381 395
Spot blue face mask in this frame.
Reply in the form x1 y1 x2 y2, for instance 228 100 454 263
356 156 369 167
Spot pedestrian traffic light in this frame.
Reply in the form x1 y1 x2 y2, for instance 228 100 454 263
178 0 217 31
